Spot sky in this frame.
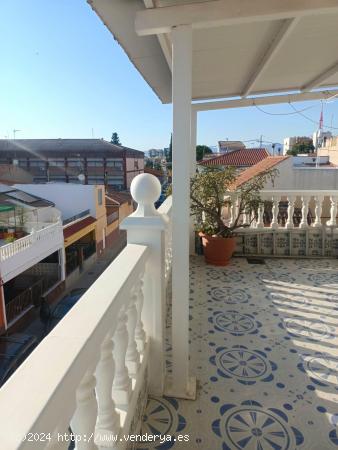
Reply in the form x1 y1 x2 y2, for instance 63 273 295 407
1 0 338 152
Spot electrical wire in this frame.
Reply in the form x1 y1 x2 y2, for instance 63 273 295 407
252 97 338 130
253 102 315 116
288 102 338 130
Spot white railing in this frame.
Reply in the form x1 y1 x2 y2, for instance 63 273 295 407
228 190 338 257
0 222 62 262
228 190 338 230
0 174 171 449
158 196 173 285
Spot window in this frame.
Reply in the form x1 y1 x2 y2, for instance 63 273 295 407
87 158 103 167
106 159 123 169
88 177 104 185
67 159 83 167
48 159 65 167
98 189 103 205
134 160 139 169
29 159 46 167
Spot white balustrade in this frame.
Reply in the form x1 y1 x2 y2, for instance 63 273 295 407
0 222 62 262
256 203 264 228
327 196 338 226
314 195 324 228
121 174 168 397
158 196 173 286
70 370 98 450
285 195 295 229
94 334 120 448
135 274 146 354
112 310 132 408
126 288 141 377
0 174 171 450
299 196 309 229
226 190 338 231
270 196 279 229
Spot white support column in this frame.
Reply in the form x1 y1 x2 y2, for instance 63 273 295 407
120 174 167 396
170 24 196 399
189 108 197 255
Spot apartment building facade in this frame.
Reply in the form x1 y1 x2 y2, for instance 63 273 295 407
0 139 144 190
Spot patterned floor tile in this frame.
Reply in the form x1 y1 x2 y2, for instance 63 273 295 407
138 256 338 449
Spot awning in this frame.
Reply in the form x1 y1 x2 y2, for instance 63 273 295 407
63 216 97 247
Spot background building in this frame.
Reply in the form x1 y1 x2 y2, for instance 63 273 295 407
218 140 245 153
0 139 144 191
313 130 332 149
0 186 64 332
283 136 313 155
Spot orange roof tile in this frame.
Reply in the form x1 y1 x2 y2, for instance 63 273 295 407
231 156 290 189
199 148 269 167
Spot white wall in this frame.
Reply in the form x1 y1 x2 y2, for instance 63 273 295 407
13 184 98 221
263 158 338 190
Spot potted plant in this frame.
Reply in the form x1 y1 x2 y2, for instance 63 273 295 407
190 166 276 266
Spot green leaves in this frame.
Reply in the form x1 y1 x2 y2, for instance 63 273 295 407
190 166 276 237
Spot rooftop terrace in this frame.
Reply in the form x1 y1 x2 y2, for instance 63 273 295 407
141 256 338 449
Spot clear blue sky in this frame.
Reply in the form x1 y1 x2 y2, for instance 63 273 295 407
1 0 338 151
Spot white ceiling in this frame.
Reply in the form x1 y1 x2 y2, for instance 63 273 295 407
89 0 338 104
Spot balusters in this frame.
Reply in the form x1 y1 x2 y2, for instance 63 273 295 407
327 196 338 226
70 370 97 450
45 423 72 450
314 195 324 227
112 309 132 406
256 203 264 228
95 334 120 447
299 196 309 229
126 287 140 376
135 274 146 354
286 195 295 229
270 196 279 229
229 195 238 226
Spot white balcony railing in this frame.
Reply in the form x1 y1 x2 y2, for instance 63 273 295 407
228 190 338 257
0 175 173 449
0 222 65 284
0 222 62 262
158 196 173 286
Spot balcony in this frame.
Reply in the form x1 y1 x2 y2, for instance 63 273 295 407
0 221 64 283
145 255 338 449
0 177 338 449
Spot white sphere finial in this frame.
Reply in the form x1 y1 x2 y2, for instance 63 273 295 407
130 173 161 205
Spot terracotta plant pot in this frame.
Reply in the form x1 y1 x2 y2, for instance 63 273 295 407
199 232 236 266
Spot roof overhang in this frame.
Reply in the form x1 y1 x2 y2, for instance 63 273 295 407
89 0 338 105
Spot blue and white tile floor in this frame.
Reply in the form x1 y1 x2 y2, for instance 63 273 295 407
139 256 338 449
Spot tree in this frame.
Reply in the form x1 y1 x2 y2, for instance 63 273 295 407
196 145 213 161
153 161 162 171
190 166 277 237
145 159 153 169
111 132 121 145
287 141 314 156
166 134 172 163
